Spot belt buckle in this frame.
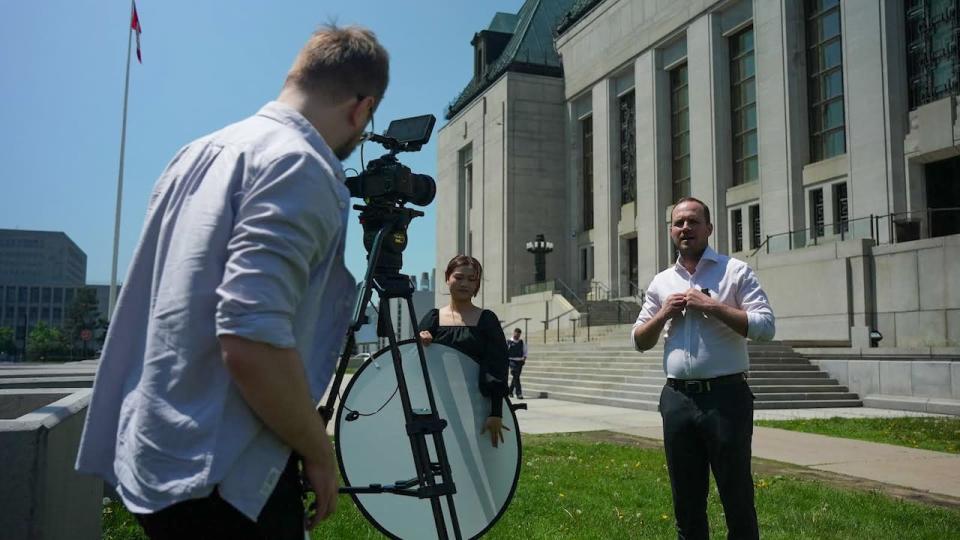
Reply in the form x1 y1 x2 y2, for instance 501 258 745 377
684 380 704 393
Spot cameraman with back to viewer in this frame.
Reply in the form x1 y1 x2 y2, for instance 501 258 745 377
75 25 388 539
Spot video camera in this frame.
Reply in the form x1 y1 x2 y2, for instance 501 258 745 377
346 114 436 274
346 114 436 207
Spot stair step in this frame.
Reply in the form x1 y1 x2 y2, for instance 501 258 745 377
524 383 660 401
523 376 662 392
523 390 660 412
750 385 850 393
753 392 860 401
754 400 863 409
748 371 829 378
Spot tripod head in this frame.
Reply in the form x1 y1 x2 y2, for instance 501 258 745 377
355 203 423 278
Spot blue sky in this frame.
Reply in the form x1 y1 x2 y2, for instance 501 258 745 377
0 0 523 286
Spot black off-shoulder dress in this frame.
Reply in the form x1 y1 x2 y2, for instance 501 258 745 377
418 308 510 417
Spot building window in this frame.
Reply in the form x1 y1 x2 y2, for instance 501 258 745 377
458 145 473 254
30 287 40 303
53 308 62 323
806 0 846 161
832 182 849 234
42 287 51 303
906 0 960 109
18 287 27 303
582 116 595 230
810 188 825 237
731 27 758 185
749 204 761 249
671 64 691 201
65 288 74 304
53 287 63 303
732 209 744 252
5 286 14 302
619 90 637 204
581 248 589 281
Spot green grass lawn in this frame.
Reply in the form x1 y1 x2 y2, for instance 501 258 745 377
755 416 960 454
103 432 960 539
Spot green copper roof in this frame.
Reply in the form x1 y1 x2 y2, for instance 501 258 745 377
445 0 576 120
556 0 606 35
488 12 520 34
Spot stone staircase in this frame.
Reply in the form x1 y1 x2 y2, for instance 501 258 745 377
520 332 862 410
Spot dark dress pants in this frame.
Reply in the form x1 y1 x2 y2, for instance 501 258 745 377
659 381 759 540
134 455 304 540
509 360 524 396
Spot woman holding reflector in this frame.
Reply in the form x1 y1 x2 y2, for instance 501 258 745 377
418 255 510 447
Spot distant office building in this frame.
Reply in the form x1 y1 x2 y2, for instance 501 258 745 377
0 229 94 332
0 229 86 287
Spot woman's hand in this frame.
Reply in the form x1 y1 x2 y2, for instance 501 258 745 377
480 416 510 448
418 330 433 347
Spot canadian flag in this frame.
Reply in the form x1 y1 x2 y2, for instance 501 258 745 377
131 1 143 63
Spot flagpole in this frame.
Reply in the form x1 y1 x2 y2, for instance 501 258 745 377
108 0 135 320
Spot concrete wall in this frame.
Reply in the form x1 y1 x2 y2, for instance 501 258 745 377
0 389 102 540
740 234 960 347
437 72 568 309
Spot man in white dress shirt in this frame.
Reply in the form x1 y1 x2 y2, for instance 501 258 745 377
632 197 775 540
75 25 388 539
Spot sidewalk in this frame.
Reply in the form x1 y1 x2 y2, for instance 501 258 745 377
515 398 960 500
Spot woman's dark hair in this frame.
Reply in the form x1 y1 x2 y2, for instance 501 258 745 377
444 255 483 297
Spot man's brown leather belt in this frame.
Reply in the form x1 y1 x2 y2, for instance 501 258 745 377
666 372 747 393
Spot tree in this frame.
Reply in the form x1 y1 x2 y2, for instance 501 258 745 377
26 321 67 361
0 326 16 356
63 287 101 356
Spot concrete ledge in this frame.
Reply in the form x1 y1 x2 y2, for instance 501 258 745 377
863 394 960 416
0 389 101 540
799 347 960 359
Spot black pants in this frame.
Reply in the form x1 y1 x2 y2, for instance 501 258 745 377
659 381 759 540
134 455 304 540
508 360 524 397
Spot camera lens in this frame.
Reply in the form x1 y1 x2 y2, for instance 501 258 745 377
408 173 436 207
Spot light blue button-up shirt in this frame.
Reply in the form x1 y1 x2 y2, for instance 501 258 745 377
633 246 775 379
75 101 356 520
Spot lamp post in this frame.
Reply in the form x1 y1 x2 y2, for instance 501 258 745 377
525 233 554 283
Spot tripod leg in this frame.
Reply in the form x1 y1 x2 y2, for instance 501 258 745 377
378 293 454 540
404 296 464 540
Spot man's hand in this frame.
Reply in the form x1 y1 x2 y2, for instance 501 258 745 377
683 288 716 312
662 293 688 318
303 445 338 530
418 330 433 346
480 416 510 448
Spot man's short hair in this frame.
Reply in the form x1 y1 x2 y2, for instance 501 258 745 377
513 328 522 334
285 24 389 102
674 196 711 224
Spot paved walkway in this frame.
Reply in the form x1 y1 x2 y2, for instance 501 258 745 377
516 398 960 500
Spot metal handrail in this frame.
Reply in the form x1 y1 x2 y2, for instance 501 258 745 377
540 307 577 344
590 280 611 300
554 278 587 309
500 317 529 330
748 207 960 256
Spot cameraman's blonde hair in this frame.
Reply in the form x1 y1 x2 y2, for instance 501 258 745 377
285 24 389 102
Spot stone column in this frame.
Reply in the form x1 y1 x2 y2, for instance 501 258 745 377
591 79 617 292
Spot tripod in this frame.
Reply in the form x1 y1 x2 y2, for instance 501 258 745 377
318 203 463 540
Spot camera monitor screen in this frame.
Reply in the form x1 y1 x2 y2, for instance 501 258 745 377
384 114 436 146
336 341 521 539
